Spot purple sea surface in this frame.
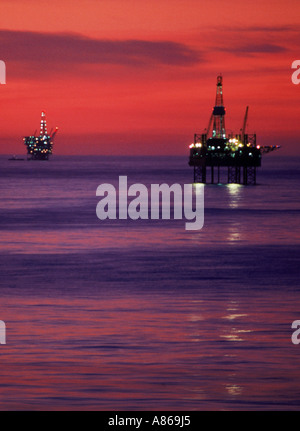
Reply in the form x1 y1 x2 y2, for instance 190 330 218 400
0 155 299 410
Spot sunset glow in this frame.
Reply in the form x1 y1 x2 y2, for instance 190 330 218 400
0 0 299 155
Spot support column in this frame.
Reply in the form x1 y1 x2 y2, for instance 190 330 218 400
194 166 206 183
243 166 248 185
243 166 256 185
237 166 241 184
228 166 239 183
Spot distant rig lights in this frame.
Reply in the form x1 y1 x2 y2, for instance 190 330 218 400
24 111 58 160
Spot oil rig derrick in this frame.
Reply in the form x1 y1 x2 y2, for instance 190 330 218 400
24 111 58 160
189 75 280 185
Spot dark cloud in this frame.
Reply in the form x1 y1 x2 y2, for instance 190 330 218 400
223 43 287 55
245 25 298 33
0 29 202 67
206 25 294 56
217 24 299 33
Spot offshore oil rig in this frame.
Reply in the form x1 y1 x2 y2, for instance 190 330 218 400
189 75 280 184
24 111 58 160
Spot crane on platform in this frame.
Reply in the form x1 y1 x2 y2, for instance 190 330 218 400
50 127 59 140
241 106 249 143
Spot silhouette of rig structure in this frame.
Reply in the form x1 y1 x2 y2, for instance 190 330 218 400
189 75 280 185
24 111 58 160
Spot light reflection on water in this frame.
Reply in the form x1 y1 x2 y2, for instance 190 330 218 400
0 156 300 410
227 183 242 209
0 290 299 411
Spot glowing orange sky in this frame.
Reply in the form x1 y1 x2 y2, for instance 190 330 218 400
0 0 299 155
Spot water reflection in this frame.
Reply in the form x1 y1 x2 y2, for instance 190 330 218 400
227 227 241 242
220 300 251 343
225 184 243 242
227 183 242 208
226 384 243 397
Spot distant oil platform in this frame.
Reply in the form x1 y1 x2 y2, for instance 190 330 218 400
24 111 58 160
189 75 280 185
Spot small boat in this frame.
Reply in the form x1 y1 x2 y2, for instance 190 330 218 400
8 155 25 161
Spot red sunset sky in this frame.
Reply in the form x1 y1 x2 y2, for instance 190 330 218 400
0 0 299 155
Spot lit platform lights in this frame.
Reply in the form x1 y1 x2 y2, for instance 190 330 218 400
24 111 58 160
189 76 280 185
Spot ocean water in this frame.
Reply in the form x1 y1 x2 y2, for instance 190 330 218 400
0 154 299 411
